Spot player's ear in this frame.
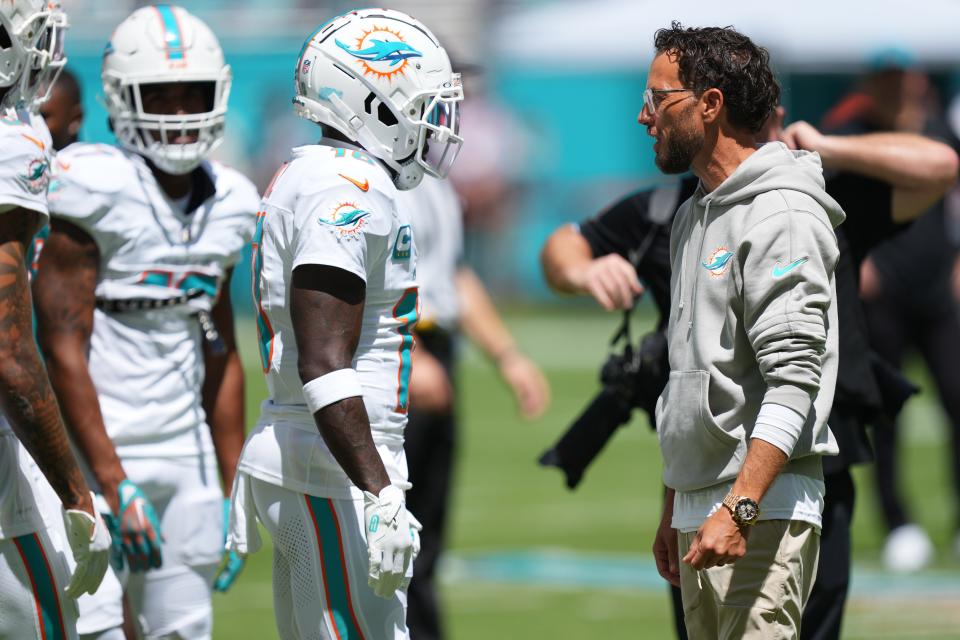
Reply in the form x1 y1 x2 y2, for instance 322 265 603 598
700 88 723 125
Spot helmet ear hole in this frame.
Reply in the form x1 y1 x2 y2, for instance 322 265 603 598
0 26 11 50
377 102 397 127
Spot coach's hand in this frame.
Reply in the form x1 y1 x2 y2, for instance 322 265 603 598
62 492 112 598
363 485 421 599
571 253 644 311
682 506 749 570
116 479 163 572
653 499 680 587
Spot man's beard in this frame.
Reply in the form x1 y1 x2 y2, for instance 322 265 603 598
655 122 702 174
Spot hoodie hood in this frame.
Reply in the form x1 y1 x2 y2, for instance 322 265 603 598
699 141 846 228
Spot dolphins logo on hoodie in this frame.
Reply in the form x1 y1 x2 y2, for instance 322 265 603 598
702 247 734 277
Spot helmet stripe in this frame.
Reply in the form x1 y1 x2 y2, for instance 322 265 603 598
154 5 185 61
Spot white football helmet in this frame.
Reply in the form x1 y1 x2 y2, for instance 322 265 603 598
0 0 58 108
102 4 231 175
295 8 463 190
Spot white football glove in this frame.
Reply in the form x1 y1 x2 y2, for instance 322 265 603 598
362 485 421 599
62 493 112 598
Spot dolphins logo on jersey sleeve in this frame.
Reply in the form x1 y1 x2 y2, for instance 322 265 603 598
18 158 50 195
319 201 371 236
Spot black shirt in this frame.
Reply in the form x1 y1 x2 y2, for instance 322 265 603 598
578 176 698 329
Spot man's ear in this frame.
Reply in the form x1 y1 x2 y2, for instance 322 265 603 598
701 88 724 125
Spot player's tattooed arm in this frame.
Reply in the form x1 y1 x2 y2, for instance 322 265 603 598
33 219 124 513
202 268 245 495
0 210 94 515
290 264 391 494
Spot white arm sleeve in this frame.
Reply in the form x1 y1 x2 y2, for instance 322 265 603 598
751 403 807 457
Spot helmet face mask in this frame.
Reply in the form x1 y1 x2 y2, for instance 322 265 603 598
413 81 463 179
102 5 231 175
0 0 62 110
294 8 464 190
22 7 68 110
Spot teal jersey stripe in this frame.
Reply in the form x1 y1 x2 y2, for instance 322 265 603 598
141 271 171 288
392 289 419 412
13 533 67 640
179 273 218 297
305 496 366 640
251 211 273 371
155 5 184 60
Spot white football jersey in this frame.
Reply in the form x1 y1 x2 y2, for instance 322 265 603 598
238 142 418 498
394 175 463 331
0 107 52 538
47 144 259 459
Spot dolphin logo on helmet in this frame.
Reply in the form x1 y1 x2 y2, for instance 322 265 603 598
335 39 423 66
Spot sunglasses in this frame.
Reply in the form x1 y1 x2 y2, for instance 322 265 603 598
643 88 693 115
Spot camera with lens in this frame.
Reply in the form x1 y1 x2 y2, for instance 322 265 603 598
539 310 669 489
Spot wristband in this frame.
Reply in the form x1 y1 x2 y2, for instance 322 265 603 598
303 369 363 414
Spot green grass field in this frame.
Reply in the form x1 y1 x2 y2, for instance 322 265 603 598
214 308 960 639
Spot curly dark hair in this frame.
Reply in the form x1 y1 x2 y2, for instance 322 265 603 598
653 22 779 134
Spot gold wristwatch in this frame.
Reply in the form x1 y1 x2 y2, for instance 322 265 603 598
722 492 760 526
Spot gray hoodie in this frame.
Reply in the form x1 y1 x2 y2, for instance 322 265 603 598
656 142 844 493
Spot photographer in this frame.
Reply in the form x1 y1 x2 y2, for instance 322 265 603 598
541 110 956 639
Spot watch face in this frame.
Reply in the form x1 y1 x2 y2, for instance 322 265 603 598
735 500 759 523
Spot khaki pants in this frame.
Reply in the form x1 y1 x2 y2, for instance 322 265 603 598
678 520 819 640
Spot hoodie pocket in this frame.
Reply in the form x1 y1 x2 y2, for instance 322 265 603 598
657 370 746 491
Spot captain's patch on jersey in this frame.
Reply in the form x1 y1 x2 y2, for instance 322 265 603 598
18 157 50 195
319 201 371 237
392 225 412 260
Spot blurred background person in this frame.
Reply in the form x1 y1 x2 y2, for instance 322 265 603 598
824 54 960 572
398 173 550 640
38 68 83 152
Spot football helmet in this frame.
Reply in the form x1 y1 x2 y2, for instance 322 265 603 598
0 0 58 107
295 8 463 190
102 4 231 175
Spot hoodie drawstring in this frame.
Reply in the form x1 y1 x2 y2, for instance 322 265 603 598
688 200 711 333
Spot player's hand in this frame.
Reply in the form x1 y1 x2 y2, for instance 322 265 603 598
653 509 680 587
61 492 112 598
573 253 644 311
681 507 750 570
779 121 828 153
498 351 551 420
409 348 453 413
117 479 163 572
363 485 421 599
214 498 245 592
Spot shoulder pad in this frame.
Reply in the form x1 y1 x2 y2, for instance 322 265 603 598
55 144 132 195
0 122 49 162
0 123 51 213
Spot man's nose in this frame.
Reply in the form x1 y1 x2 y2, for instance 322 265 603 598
638 106 653 126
